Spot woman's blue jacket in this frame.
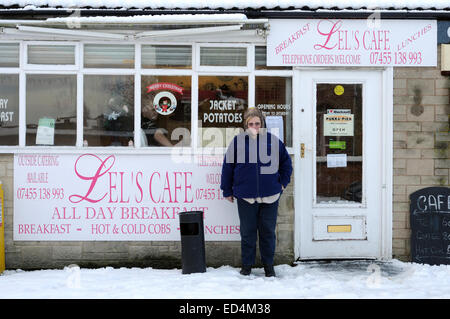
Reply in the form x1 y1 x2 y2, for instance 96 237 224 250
220 131 292 199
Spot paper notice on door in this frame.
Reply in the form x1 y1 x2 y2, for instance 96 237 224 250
265 115 284 143
324 113 354 136
36 117 55 145
327 154 347 168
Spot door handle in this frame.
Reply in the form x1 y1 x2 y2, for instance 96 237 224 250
301 143 305 158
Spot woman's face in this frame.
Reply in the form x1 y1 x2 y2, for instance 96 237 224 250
246 116 262 135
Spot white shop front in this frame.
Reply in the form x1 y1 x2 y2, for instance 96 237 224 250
0 13 437 263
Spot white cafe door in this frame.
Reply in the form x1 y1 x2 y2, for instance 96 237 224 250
294 69 391 260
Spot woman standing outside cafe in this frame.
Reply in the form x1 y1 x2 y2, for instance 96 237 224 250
221 107 292 277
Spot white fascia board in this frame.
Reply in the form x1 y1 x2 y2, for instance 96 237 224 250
135 25 243 38
16 25 127 39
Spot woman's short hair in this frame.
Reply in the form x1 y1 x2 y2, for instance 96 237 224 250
243 107 265 129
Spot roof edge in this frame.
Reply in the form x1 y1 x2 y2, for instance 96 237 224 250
0 8 449 20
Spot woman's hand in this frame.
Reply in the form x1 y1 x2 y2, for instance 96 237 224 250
225 196 234 203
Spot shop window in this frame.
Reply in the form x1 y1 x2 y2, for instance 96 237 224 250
0 74 19 145
141 76 191 147
316 84 363 204
198 76 248 147
200 47 247 67
26 74 77 146
255 46 291 70
255 76 292 147
83 75 134 147
28 45 75 65
84 44 134 68
142 45 191 69
0 43 19 67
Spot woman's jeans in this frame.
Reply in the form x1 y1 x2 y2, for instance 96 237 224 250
236 198 279 266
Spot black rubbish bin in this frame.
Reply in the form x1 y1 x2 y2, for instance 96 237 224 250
179 211 206 274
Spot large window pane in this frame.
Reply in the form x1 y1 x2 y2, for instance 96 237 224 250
198 76 248 147
141 76 191 147
84 75 134 146
200 47 246 67
316 84 363 204
142 45 191 69
255 76 292 147
84 44 134 68
26 74 77 146
0 43 19 67
28 45 75 65
0 74 19 145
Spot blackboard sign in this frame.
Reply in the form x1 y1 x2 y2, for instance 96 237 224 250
410 187 450 265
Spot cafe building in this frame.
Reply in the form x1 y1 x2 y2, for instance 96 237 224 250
0 1 448 269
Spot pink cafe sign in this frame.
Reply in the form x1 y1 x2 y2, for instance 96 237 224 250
267 19 437 67
13 153 240 241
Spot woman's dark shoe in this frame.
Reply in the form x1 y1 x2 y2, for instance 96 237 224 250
264 264 276 277
240 265 252 276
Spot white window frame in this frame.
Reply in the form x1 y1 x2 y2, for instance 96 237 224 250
0 41 20 68
23 70 78 150
140 43 193 70
254 74 294 150
0 41 22 149
24 41 79 71
195 71 251 154
82 41 136 70
0 69 20 150
196 43 251 73
137 41 194 152
0 39 294 154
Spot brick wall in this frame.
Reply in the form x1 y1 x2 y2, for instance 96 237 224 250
392 45 450 261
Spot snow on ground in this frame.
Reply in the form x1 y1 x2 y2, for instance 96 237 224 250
1 259 450 299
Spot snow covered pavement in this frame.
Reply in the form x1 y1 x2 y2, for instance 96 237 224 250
1 259 450 299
